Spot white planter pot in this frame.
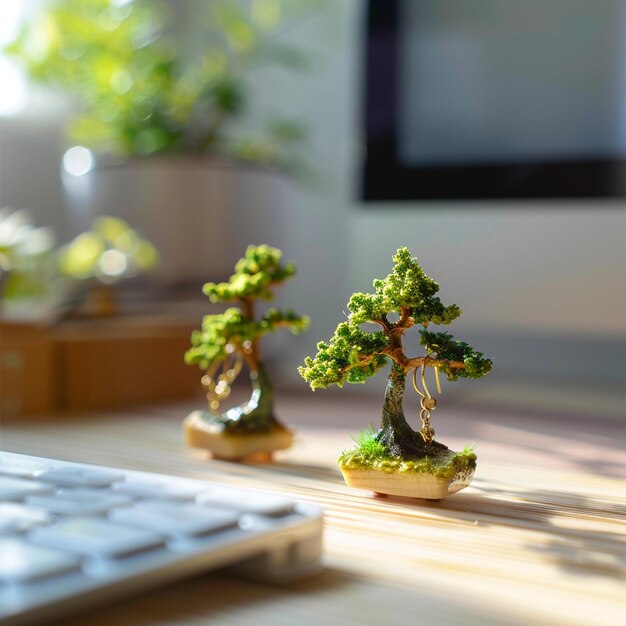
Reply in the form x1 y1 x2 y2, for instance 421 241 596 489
62 157 291 286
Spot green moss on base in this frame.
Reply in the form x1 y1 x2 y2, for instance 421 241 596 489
339 429 477 479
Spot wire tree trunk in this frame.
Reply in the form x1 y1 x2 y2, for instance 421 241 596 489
231 360 279 434
376 366 449 457
222 298 280 434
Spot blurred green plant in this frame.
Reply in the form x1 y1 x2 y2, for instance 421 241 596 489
5 0 319 172
0 208 56 301
57 216 158 283
0 211 157 321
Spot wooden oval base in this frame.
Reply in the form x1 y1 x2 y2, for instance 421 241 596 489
340 466 475 500
183 411 294 460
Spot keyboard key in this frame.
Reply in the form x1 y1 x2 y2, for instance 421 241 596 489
0 538 80 582
0 503 53 533
0 458 53 478
111 479 204 500
37 467 124 488
109 501 239 537
26 489 134 515
196 487 293 516
0 476 52 501
29 517 165 558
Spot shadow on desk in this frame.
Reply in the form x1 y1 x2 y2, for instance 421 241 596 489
49 568 352 626
249 460 346 484
373 481 626 580
50 565 522 626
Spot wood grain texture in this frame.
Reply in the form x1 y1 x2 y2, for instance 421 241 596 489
1 393 624 626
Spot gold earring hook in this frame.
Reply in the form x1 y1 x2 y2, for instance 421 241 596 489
413 363 442 444
414 364 442 398
421 364 432 399
412 366 425 398
434 365 442 394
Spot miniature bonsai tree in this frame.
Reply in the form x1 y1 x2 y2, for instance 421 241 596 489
184 244 309 457
299 247 492 497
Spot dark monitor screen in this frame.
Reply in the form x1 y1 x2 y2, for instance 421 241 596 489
362 0 626 201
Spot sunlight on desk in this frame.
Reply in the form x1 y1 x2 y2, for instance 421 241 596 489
2 392 624 626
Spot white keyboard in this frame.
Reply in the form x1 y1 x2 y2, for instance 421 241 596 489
0 452 323 625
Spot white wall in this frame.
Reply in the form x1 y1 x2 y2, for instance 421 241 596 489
249 1 626 389
349 206 626 337
0 119 67 239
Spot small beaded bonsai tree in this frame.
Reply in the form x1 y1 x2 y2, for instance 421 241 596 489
184 244 309 460
299 247 492 498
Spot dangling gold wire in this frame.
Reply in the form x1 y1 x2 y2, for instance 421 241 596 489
421 364 432 399
434 365 442 394
411 362 442 444
412 367 425 398
202 347 243 414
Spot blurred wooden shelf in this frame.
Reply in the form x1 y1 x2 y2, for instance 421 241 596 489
1 316 199 418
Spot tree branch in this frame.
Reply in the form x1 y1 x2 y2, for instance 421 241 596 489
333 351 465 384
381 345 465 372
404 356 466 371
372 317 391 332
333 353 379 378
269 319 302 329
240 296 254 321
239 296 259 363
396 306 414 329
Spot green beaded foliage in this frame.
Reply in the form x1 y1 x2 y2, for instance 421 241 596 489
299 247 492 389
185 244 308 370
347 247 461 326
203 244 296 302
299 323 388 389
185 307 308 369
419 330 492 381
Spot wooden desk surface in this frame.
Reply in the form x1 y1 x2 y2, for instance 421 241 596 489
2 392 624 626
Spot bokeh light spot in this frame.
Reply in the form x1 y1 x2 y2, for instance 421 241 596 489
62 146 94 176
99 249 128 278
